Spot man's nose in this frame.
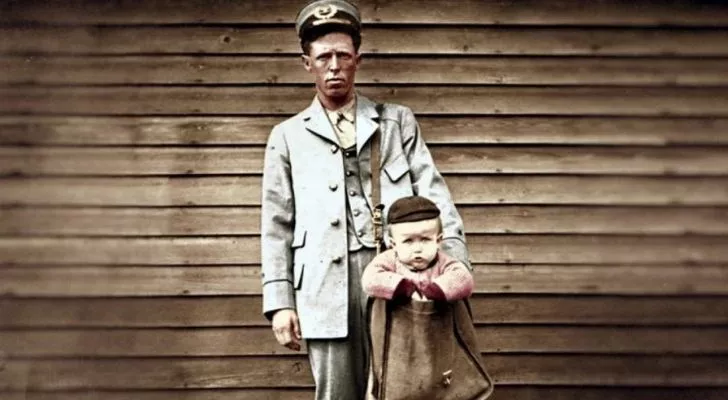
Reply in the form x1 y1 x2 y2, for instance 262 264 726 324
329 55 340 71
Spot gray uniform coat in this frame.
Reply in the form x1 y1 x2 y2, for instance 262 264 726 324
261 94 469 339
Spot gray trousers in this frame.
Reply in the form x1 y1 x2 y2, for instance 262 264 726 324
307 248 375 400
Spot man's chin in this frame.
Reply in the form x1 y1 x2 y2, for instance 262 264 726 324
322 88 352 101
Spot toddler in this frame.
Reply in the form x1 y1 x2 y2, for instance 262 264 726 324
362 195 473 302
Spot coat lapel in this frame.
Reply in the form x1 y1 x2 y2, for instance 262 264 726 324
356 95 382 211
356 95 380 155
302 97 339 145
301 94 381 151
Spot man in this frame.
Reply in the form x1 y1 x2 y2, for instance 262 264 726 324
260 1 470 399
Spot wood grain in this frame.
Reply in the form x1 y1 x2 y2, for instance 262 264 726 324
3 86 728 116
4 0 728 25
0 0 725 397
2 326 727 356
2 176 728 206
3 206 726 236
3 295 727 328
1 355 727 389
459 206 728 235
1 264 726 296
4 56 728 85
3 116 727 145
2 26 728 56
0 235 727 265
0 296 270 328
0 389 314 400
0 356 315 390
3 146 728 176
472 295 728 325
3 387 728 400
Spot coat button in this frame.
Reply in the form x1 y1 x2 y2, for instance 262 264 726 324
353 209 361 216
349 190 356 196
330 145 338 153
346 170 353 176
330 218 340 226
345 151 353 157
329 183 338 191
332 256 343 263
357 229 365 237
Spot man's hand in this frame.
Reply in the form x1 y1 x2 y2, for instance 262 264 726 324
271 309 302 351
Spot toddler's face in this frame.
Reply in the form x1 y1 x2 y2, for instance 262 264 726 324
388 218 442 270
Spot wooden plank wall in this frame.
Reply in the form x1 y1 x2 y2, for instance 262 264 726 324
1 0 728 398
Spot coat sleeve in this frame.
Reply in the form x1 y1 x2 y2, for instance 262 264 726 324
399 107 471 268
431 255 475 301
361 250 406 300
261 124 296 320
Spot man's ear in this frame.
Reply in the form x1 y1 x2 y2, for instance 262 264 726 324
301 54 312 72
354 52 362 68
436 233 443 244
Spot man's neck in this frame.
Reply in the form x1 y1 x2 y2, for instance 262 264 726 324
318 92 355 111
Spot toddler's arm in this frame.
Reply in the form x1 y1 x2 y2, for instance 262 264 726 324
429 258 474 301
362 249 415 299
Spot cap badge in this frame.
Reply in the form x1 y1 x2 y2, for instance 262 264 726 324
314 4 338 20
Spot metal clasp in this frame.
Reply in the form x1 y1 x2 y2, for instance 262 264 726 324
372 203 385 253
442 369 453 387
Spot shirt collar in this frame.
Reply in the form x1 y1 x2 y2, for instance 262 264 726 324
323 96 356 124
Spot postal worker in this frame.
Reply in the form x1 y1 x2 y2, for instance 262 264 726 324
260 1 470 398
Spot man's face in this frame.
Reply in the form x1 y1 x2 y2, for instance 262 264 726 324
302 31 361 104
389 218 443 271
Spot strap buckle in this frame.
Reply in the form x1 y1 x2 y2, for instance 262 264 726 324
372 203 385 254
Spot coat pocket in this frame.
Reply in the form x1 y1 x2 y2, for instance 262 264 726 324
384 155 410 182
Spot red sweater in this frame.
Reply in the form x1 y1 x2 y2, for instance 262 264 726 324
361 249 474 302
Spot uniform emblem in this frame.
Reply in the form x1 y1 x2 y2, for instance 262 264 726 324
314 4 338 20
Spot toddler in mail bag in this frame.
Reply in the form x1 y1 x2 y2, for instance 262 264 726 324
362 195 494 400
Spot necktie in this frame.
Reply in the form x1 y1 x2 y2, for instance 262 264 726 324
335 112 356 149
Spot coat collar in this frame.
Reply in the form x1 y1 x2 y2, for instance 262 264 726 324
354 95 380 155
301 94 380 154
